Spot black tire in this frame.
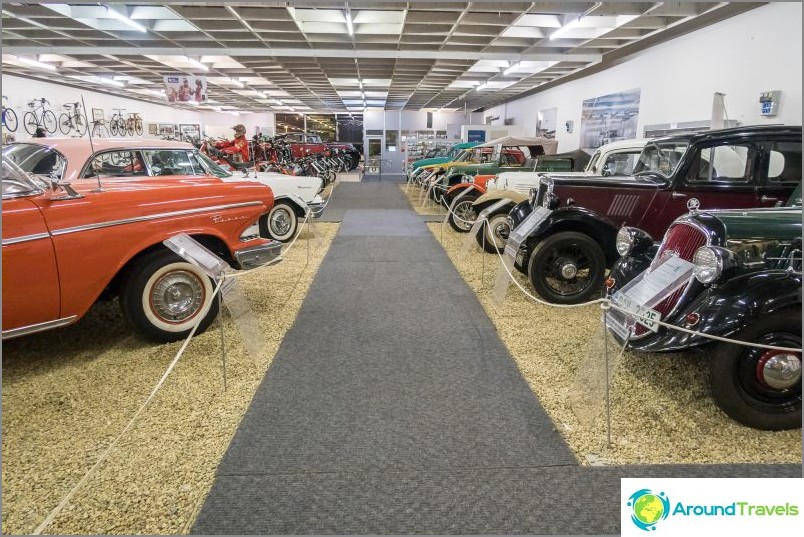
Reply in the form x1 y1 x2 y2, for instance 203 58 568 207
43 110 57 133
710 309 801 430
120 249 220 343
475 209 512 254
527 231 605 304
74 114 87 136
59 113 71 135
23 111 37 135
260 202 299 242
4 108 18 132
448 194 479 233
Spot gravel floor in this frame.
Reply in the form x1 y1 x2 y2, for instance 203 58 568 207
1 223 340 535
400 183 448 216
427 222 802 467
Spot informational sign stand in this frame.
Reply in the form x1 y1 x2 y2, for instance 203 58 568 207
163 234 267 387
491 206 552 305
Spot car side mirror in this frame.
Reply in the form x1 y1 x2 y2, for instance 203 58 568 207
601 164 612 177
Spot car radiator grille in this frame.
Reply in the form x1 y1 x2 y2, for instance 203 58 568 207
633 223 707 337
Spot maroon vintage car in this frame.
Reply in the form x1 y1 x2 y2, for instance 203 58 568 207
506 125 802 304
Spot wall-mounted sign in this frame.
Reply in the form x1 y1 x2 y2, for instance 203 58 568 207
467 129 486 143
164 75 207 103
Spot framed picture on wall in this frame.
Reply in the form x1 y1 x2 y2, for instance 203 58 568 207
91 108 104 122
158 123 175 137
147 123 158 135
179 123 200 142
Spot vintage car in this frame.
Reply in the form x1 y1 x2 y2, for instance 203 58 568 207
606 196 802 430
505 125 801 304
3 139 325 242
444 149 592 233
1 155 280 343
470 140 647 252
406 142 479 176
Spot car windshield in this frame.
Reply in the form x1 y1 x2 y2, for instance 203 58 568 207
632 141 689 178
2 143 66 181
1 155 47 197
196 151 233 178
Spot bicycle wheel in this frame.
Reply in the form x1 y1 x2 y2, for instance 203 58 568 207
109 117 119 136
4 109 18 132
135 119 143 136
74 114 87 136
59 113 71 134
116 117 127 137
43 110 57 133
127 119 135 136
23 111 37 135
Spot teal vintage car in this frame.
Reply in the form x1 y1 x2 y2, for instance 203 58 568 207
406 142 479 176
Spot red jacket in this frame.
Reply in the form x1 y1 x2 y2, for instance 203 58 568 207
216 135 250 161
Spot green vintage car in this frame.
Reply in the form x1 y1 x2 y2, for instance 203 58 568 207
406 142 479 176
608 185 802 430
424 136 560 203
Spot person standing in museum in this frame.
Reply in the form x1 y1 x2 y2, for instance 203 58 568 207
194 79 205 103
215 124 250 162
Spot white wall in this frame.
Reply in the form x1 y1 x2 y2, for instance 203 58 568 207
484 2 802 151
1 74 273 141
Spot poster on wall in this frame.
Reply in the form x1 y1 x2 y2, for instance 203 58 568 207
467 129 486 143
158 123 175 137
179 123 200 142
536 108 557 138
580 88 641 150
147 123 158 135
163 75 207 103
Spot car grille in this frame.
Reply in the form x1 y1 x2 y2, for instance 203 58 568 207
633 222 707 337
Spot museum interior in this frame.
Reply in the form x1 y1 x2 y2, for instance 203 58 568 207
1 1 802 535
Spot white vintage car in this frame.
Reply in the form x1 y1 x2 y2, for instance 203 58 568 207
486 138 649 195
196 152 325 242
2 139 326 243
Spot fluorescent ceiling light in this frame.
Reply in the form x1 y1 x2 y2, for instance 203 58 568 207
105 6 147 33
17 56 56 71
98 77 125 88
230 78 244 87
503 62 522 76
476 82 490 91
345 12 354 36
549 17 581 40
185 57 209 71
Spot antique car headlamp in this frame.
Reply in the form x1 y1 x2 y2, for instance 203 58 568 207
616 227 653 257
239 221 260 242
461 174 472 183
693 246 736 283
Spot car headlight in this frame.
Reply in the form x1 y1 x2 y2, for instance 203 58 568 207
693 246 737 283
616 227 654 257
461 175 471 183
240 221 260 242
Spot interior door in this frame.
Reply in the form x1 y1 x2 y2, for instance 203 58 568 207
364 136 383 177
2 197 61 332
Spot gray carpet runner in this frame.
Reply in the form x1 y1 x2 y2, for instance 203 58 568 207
192 182 800 535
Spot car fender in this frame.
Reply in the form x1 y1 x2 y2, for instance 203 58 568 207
525 206 621 265
472 190 528 211
273 194 309 218
628 270 802 352
446 182 484 198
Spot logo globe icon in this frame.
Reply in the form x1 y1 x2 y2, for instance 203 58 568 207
627 489 670 531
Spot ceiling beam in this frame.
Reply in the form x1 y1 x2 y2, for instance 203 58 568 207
2 46 602 63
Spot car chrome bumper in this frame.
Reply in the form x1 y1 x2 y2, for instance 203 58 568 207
234 240 282 270
307 193 330 218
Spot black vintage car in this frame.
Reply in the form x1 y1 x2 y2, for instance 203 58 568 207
606 197 802 430
507 126 802 304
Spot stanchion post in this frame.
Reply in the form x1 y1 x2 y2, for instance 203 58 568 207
217 274 228 391
602 302 611 448
481 220 486 287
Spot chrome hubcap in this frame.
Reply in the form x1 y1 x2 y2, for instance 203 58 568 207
455 202 476 228
492 221 510 244
560 262 578 279
151 271 204 322
270 209 292 235
757 352 802 390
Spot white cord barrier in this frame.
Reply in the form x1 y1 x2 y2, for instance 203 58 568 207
32 276 225 535
449 212 804 352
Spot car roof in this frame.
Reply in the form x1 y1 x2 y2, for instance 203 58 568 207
650 125 802 145
14 138 194 154
595 139 649 151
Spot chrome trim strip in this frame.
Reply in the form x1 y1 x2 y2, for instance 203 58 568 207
2 232 51 246
50 201 263 237
2 315 78 340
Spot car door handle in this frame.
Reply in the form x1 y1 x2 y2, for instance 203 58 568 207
671 192 687 199
761 195 779 203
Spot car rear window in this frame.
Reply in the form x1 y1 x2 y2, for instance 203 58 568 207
2 143 66 181
82 150 147 179
767 141 802 186
142 149 206 176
